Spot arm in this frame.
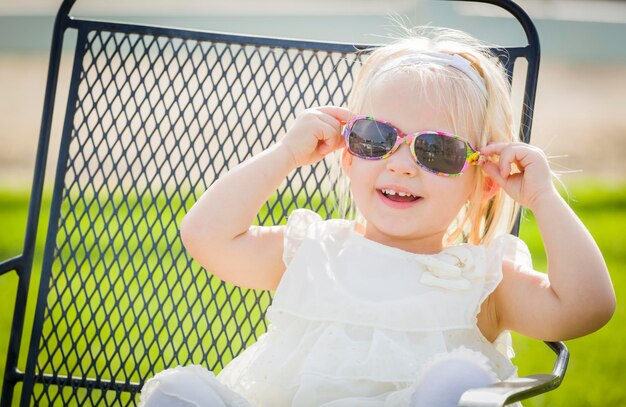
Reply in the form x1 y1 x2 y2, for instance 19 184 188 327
481 142 616 341
180 106 352 291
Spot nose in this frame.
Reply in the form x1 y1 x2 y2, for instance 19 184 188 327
386 144 418 177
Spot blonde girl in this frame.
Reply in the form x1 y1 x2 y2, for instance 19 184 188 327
139 27 614 407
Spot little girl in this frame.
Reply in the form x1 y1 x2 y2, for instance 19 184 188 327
139 27 615 407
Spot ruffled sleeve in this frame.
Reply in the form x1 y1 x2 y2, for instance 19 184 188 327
482 234 533 360
282 208 322 267
481 234 533 304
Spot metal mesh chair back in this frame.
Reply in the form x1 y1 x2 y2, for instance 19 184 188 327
27 25 364 407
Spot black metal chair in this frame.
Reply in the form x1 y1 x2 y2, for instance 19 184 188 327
1 0 568 405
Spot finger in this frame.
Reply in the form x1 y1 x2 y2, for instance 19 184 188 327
480 142 512 156
318 141 340 156
482 142 540 167
480 142 532 165
316 112 350 152
318 137 344 156
496 147 519 178
498 144 536 178
316 111 343 134
316 121 344 155
316 106 354 124
481 161 507 186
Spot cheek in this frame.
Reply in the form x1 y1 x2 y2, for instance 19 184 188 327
462 170 479 199
428 175 475 209
340 149 353 175
345 160 380 200
345 158 377 181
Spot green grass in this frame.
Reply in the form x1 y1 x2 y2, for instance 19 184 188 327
0 179 624 405
513 180 626 406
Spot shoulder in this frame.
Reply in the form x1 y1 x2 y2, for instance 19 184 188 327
485 234 533 269
283 208 352 266
481 234 535 293
285 208 351 239
470 234 531 304
477 234 537 340
488 235 555 337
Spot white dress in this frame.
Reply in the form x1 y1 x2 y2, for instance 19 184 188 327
140 209 533 407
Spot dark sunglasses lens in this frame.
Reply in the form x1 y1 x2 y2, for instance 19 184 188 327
414 133 467 174
348 119 397 158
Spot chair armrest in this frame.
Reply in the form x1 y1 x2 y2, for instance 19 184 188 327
458 373 558 406
0 255 23 276
458 341 569 407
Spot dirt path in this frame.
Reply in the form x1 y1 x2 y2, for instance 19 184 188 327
1 54 625 187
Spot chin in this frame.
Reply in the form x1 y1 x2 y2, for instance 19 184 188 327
371 219 427 240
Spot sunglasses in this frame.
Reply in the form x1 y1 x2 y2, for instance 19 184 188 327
343 116 484 177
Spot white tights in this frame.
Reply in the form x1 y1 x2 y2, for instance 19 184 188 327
140 357 496 407
410 357 496 407
138 366 227 407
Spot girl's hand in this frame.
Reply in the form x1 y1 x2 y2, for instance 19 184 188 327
278 106 353 168
480 142 557 211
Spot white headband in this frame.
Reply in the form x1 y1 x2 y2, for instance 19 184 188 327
377 52 488 99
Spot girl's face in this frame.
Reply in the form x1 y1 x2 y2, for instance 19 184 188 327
343 72 479 254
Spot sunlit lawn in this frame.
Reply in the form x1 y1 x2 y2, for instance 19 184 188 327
0 178 624 406
514 179 626 406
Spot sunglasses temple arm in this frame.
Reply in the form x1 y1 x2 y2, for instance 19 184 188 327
468 151 488 166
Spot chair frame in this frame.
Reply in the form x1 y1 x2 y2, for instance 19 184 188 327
1 0 568 405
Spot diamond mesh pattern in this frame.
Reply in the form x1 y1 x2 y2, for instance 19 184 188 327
30 27 362 405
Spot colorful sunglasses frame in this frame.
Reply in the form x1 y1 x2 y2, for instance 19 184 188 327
342 115 484 177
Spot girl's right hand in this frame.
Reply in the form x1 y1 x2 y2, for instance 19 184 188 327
278 106 353 168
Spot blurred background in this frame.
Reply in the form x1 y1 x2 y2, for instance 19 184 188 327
0 0 624 405
1 0 626 183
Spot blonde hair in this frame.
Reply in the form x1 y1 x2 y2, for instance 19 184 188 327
333 26 520 245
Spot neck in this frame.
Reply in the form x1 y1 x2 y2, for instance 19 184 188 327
355 222 447 255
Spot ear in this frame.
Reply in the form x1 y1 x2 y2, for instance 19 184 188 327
341 149 353 177
482 176 500 200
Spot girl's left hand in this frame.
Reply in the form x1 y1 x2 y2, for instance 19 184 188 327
480 142 557 211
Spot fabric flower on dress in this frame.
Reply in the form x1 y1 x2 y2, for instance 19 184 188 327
419 246 480 290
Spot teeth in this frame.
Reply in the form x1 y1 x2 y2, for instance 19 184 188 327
382 188 414 197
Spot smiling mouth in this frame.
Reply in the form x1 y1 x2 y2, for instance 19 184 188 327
379 188 421 203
